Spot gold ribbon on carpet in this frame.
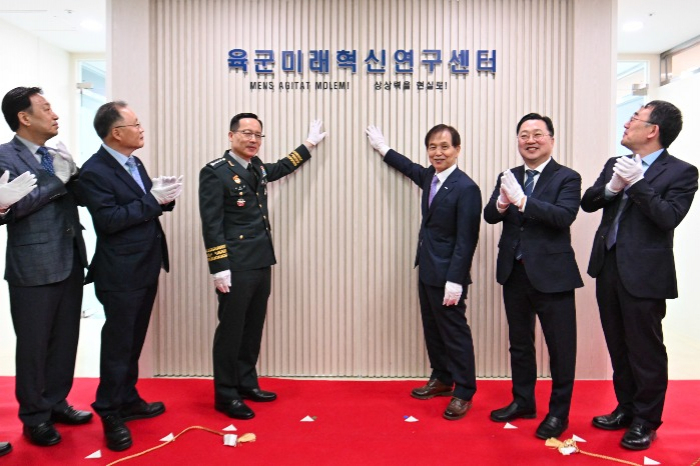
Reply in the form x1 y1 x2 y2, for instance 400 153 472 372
106 426 256 466
545 438 642 466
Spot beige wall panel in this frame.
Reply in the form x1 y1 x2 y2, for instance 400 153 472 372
110 0 614 378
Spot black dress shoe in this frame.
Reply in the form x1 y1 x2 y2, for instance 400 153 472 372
621 423 657 450
592 409 633 430
410 379 453 400
101 415 132 452
535 414 569 439
0 442 12 457
215 400 255 420
119 400 165 422
490 401 537 422
443 397 472 420
23 422 61 446
51 405 93 425
240 388 277 402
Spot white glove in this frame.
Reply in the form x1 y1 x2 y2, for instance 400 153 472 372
443 281 463 306
501 170 526 207
497 183 509 207
305 119 326 146
605 171 627 193
614 154 644 185
49 142 78 184
0 171 37 210
213 270 231 293
365 125 391 156
151 180 183 204
151 175 183 189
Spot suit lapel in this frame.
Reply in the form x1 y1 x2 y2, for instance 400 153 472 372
12 137 43 173
530 159 560 197
224 152 256 187
641 150 669 185
99 148 146 196
424 168 460 223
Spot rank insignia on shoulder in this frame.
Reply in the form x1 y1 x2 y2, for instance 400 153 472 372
208 158 225 167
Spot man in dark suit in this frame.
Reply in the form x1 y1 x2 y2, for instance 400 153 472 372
365 124 481 421
581 100 697 451
199 113 325 420
78 101 182 451
484 113 583 439
0 87 93 447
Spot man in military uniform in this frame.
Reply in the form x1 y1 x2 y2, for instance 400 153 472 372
199 113 326 420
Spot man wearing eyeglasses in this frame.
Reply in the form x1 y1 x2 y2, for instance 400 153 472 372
365 124 481 421
199 113 326 420
484 113 582 440
581 101 698 450
0 86 92 448
78 101 183 451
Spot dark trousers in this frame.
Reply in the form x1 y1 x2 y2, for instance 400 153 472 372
92 283 158 417
417 279 477 401
503 260 577 419
596 247 667 429
213 267 271 403
9 252 84 426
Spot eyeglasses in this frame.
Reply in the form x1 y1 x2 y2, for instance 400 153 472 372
234 130 265 140
518 132 551 142
114 123 142 129
628 115 655 125
427 144 453 152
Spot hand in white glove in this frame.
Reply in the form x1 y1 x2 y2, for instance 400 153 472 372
305 119 326 146
0 171 37 210
497 182 510 207
501 170 526 207
151 181 182 204
50 142 78 183
365 125 391 156
443 281 463 306
213 270 231 293
614 154 644 185
605 171 627 193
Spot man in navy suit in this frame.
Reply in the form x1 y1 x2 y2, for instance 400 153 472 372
78 101 182 451
366 124 481 420
0 87 93 447
582 101 698 450
484 113 583 439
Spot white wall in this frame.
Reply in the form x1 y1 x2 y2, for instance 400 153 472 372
654 73 700 379
0 18 101 377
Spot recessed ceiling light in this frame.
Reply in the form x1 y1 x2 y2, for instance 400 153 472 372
80 19 102 31
622 21 644 32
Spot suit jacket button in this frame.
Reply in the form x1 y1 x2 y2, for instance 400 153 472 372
239 235 244 240
520 227 524 231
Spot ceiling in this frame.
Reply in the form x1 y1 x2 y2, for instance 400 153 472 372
0 0 698 55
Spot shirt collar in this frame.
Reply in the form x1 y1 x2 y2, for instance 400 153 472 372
229 151 252 168
15 135 42 156
102 143 132 168
525 156 552 174
640 149 664 167
435 163 458 182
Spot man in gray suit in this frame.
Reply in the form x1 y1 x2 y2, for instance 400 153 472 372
0 87 92 447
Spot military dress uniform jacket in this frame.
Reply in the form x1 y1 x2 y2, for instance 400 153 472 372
199 145 311 273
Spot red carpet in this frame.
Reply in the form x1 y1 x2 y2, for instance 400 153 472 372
1 377 699 465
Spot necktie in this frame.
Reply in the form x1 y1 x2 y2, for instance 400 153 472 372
247 163 258 189
523 169 538 196
605 161 647 249
125 157 146 192
37 146 54 175
428 175 439 206
514 169 539 260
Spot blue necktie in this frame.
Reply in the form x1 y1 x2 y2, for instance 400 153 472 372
125 157 146 192
428 175 439 206
514 169 539 260
523 169 538 196
37 146 54 175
